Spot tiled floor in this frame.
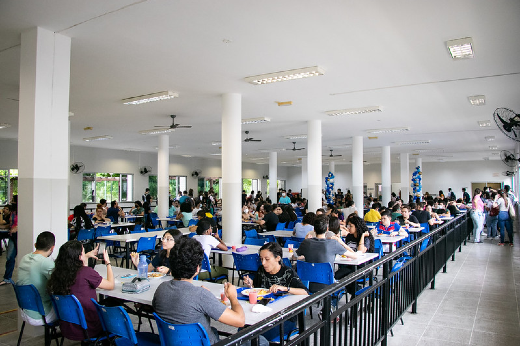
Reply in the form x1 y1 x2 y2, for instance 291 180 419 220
0 223 518 346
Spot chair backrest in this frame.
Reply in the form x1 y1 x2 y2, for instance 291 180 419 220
153 313 211 346
390 257 409 273
282 257 292 268
373 238 384 258
91 299 138 345
296 261 335 286
77 228 95 241
136 235 157 253
420 223 430 234
107 216 115 223
150 212 158 219
244 229 258 239
200 253 211 273
289 236 305 242
51 294 88 332
132 224 145 233
286 221 295 230
95 226 112 239
188 232 197 238
151 217 159 228
284 239 302 248
244 238 266 246
188 219 198 227
232 253 261 272
276 222 286 230
419 237 430 252
13 284 46 317
257 234 276 243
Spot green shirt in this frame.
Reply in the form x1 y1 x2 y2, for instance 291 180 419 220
17 253 55 320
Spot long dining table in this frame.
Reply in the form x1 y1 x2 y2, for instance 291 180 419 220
94 265 307 326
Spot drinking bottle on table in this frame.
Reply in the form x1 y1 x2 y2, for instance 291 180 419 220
138 255 148 279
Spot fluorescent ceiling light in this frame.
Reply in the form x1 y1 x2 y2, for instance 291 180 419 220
249 157 267 161
210 153 222 156
211 141 222 146
123 148 142 152
366 127 409 134
245 66 324 85
284 134 307 140
328 145 352 149
478 121 491 127
363 152 381 157
489 146 498 150
485 136 495 141
446 37 474 59
154 145 179 149
259 148 286 153
83 135 113 142
491 152 500 155
468 95 485 106
140 128 174 135
122 91 178 105
425 154 453 158
181 155 192 158
394 140 431 146
0 123 11 129
326 106 382 116
414 148 444 153
483 157 490 161
241 117 270 125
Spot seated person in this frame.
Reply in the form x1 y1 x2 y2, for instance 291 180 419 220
189 209 218 234
447 200 462 215
129 200 144 216
47 240 114 341
364 202 382 223
376 210 407 237
91 206 111 224
292 212 315 238
153 238 257 345
106 200 125 223
412 202 434 226
341 200 358 220
328 216 349 237
256 204 279 232
131 229 183 274
176 201 193 227
242 205 252 222
243 242 307 342
390 204 402 221
425 205 442 221
397 205 420 228
193 220 228 281
68 205 94 233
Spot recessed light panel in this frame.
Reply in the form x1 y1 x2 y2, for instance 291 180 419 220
326 106 382 116
140 128 174 135
83 135 113 142
468 95 486 106
489 146 498 150
0 123 11 129
478 121 491 127
446 37 474 59
241 117 270 125
122 91 178 105
485 136 495 141
366 127 409 134
284 134 307 140
212 141 222 146
394 140 431 146
245 66 324 85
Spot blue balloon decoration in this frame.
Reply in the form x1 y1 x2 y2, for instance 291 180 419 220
325 172 335 205
411 166 422 202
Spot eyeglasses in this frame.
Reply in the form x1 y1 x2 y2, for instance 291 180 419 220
162 237 175 242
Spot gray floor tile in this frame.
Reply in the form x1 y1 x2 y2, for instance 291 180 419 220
419 336 469 345
428 313 475 330
470 330 520 346
473 318 520 337
422 325 472 344
386 333 421 346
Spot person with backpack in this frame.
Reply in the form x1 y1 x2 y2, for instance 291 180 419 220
484 191 499 239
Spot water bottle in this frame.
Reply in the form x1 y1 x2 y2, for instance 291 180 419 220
138 255 148 279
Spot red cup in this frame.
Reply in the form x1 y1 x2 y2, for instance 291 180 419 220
220 292 228 302
231 246 237 251
249 290 258 304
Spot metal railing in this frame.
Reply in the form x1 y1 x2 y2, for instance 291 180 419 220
215 212 470 346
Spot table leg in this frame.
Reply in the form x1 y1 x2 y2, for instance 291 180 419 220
126 242 130 269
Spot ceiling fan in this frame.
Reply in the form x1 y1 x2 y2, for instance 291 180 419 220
500 150 520 167
154 114 192 130
324 149 342 157
494 108 520 141
288 142 305 151
502 170 515 177
244 131 261 142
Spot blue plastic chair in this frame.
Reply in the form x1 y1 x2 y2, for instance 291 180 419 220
77 228 95 242
151 217 160 228
276 222 287 230
131 224 145 233
136 236 158 258
95 226 112 239
13 284 62 346
284 239 302 249
91 300 159 346
50 294 99 342
420 222 430 234
188 232 197 238
200 253 228 283
232 252 261 286
296 260 344 309
257 234 276 243
419 237 430 252
244 238 267 246
286 221 295 230
244 229 258 238
153 313 211 346
188 219 198 227
289 236 305 242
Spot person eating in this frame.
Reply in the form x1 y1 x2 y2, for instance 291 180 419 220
130 229 183 274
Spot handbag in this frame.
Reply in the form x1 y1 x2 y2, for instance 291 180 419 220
490 205 499 217
508 202 516 219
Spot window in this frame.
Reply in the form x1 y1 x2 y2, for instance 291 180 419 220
82 173 133 203
0 169 17 205
148 175 187 199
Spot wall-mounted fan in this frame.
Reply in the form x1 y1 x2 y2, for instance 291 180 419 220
494 108 520 142
154 114 192 130
244 131 261 142
70 162 85 174
288 142 305 151
262 175 269 179
500 150 520 167
324 149 342 157
140 166 152 175
191 169 202 177
502 171 515 177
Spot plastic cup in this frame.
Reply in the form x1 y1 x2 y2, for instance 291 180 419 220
220 292 228 302
249 290 258 304
288 244 294 253
232 245 237 251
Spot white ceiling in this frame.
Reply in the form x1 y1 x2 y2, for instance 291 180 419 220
1 0 520 167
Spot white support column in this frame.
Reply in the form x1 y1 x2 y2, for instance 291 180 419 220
307 120 322 212
221 93 242 244
157 134 169 218
400 153 410 203
269 152 278 203
329 161 335 175
415 158 423 201
301 157 308 199
352 136 364 212
381 146 391 206
18 27 71 256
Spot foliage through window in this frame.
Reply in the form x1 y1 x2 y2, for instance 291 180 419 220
82 173 133 203
148 175 187 199
0 169 17 205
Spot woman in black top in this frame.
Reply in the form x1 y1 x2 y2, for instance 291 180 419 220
69 205 93 233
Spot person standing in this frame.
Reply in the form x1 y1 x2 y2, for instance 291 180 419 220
484 191 499 239
497 189 514 246
0 203 17 286
462 188 471 204
142 188 150 202
470 188 485 243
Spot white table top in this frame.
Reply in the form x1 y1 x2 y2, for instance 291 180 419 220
98 229 190 243
402 226 424 233
261 230 294 238
156 217 182 221
334 252 379 266
110 222 135 228
95 265 306 326
373 234 407 243
124 215 143 219
211 243 294 259
439 216 454 220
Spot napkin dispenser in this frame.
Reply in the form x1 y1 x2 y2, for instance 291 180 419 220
122 277 150 294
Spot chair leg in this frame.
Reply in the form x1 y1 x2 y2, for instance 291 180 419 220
17 321 25 346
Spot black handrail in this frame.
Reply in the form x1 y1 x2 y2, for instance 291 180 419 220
214 212 470 346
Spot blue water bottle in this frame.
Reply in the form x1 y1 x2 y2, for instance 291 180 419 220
138 255 148 279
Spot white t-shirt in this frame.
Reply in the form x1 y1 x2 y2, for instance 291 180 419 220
193 234 220 260
342 206 358 219
497 197 509 212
